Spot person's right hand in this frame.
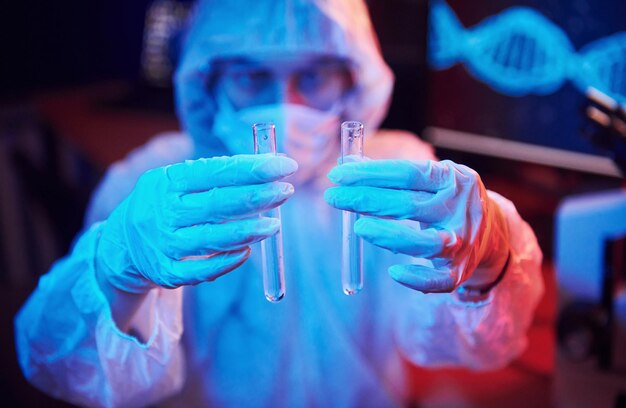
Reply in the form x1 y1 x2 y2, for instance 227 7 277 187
95 154 297 294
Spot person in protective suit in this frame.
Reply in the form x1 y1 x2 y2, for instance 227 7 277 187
15 0 544 406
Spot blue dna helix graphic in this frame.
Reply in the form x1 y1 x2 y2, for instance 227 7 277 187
428 1 626 104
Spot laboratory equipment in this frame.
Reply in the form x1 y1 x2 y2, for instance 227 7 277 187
252 122 286 302
555 189 626 407
340 121 364 295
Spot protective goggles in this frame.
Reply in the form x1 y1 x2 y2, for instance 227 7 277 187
208 56 355 111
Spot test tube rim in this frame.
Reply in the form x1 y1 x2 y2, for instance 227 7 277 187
252 122 276 132
253 122 277 155
341 121 364 133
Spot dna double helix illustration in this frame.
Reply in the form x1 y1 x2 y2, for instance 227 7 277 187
428 0 626 104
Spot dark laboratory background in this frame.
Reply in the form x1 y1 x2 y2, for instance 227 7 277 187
1 0 625 407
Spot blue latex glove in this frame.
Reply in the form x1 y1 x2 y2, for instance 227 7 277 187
96 154 297 294
324 159 510 294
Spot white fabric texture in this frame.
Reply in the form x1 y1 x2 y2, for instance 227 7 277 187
15 220 185 408
15 132 543 407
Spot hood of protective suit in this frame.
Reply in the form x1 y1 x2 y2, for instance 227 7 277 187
174 0 394 157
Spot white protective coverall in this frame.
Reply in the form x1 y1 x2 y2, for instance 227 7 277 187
15 0 544 407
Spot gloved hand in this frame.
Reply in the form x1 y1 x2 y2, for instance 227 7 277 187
324 159 510 294
96 154 297 294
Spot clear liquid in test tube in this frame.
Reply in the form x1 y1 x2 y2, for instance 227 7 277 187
252 123 286 303
340 121 364 295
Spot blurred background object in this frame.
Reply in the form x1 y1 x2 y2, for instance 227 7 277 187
554 88 626 406
584 88 626 174
1 0 624 406
1 1 189 406
555 190 626 408
140 0 191 87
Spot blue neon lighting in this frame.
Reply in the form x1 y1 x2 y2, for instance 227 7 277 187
428 1 626 104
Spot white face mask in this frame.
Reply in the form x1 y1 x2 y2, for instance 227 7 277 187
212 93 342 186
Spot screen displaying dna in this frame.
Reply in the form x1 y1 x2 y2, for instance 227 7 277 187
428 0 626 105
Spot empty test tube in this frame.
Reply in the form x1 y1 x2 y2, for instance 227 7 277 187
340 121 364 295
252 123 286 303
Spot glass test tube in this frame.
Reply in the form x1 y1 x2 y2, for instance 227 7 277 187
340 121 364 295
252 123 286 303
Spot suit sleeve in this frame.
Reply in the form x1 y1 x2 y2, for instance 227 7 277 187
14 133 192 407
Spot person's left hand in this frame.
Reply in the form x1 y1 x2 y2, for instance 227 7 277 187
324 159 510 294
